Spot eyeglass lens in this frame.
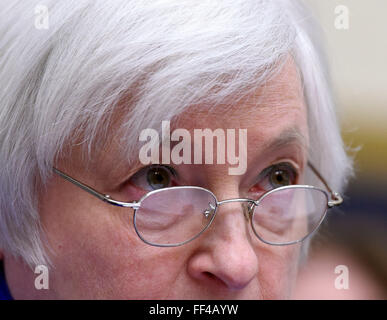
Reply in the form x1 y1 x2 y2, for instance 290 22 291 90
251 187 328 245
134 188 217 246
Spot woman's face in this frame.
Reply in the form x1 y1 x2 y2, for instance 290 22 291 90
4 58 309 299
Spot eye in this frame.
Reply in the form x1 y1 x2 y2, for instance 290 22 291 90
251 162 299 193
129 165 177 191
269 166 292 188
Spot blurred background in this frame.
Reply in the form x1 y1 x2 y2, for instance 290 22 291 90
293 0 387 299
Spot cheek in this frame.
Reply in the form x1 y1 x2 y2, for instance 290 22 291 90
39 190 188 299
255 243 301 299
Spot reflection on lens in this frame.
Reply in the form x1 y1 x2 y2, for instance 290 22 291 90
251 187 328 245
134 187 217 246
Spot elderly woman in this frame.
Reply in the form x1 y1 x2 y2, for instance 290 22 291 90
0 0 352 299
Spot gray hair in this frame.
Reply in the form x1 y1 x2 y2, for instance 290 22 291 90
0 0 353 267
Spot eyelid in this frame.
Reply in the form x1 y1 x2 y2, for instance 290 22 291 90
121 164 179 196
149 164 178 178
128 164 179 188
257 161 300 182
132 164 178 178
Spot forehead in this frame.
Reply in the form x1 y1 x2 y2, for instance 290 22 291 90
175 57 308 142
82 58 308 184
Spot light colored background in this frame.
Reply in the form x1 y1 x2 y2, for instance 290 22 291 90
304 0 387 177
293 1 387 300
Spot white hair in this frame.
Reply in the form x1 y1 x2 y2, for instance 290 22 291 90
0 0 353 267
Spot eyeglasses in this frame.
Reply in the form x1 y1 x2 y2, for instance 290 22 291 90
53 162 343 247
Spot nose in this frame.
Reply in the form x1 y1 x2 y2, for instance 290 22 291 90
187 201 259 290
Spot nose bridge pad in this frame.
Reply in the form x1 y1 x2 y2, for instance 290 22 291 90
203 202 216 219
244 202 255 222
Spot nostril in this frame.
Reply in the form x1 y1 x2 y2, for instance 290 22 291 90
202 271 228 288
203 271 215 279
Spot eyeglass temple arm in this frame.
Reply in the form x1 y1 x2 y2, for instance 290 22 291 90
52 168 139 209
307 161 343 207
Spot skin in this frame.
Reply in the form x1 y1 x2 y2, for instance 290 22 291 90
1 57 310 299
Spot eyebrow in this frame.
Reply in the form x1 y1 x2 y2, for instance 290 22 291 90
261 127 308 156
